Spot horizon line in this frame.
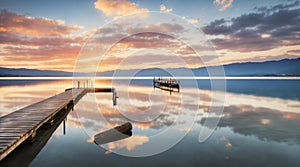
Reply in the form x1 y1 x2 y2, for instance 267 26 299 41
0 76 300 80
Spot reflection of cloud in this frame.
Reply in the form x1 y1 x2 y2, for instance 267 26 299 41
0 80 72 116
105 150 112 154
67 119 82 128
72 82 188 131
55 132 63 137
87 136 94 143
260 119 271 125
282 113 300 120
219 136 233 148
200 105 300 144
135 122 153 130
107 134 149 151
226 142 232 148
222 91 300 114
179 127 192 132
94 0 148 18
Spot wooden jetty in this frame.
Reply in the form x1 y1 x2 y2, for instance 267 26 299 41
0 87 117 161
153 77 180 93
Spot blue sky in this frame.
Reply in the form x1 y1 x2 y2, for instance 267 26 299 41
0 0 299 71
0 0 290 29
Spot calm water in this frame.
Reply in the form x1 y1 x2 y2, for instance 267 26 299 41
0 79 300 167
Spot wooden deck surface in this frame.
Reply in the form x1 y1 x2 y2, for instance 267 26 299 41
0 88 87 161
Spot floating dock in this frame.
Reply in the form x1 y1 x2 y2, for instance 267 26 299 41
153 77 180 93
0 87 116 161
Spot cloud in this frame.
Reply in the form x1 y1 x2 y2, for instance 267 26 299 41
100 53 203 70
107 134 149 151
201 105 300 144
94 0 148 18
0 10 82 37
160 4 173 13
188 18 200 24
125 23 185 34
0 32 84 62
254 1 300 13
80 22 209 71
204 2 300 52
214 0 234 11
0 10 86 71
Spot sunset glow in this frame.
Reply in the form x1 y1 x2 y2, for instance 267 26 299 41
0 0 299 72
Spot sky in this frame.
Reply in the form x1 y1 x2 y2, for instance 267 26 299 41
0 0 299 72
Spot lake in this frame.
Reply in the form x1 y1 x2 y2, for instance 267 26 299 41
0 78 300 167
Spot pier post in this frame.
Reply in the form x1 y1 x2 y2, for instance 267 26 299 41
47 117 54 126
28 130 36 143
63 119 66 135
112 89 117 106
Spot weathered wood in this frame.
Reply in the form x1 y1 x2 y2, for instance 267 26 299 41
0 88 86 161
0 87 117 161
94 122 132 145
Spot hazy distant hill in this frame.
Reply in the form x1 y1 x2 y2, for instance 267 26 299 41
194 57 300 76
99 57 300 76
0 58 299 77
0 68 72 77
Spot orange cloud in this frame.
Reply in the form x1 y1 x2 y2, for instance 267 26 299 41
188 18 200 24
0 10 82 37
107 134 149 151
0 10 86 71
67 119 82 128
94 0 149 18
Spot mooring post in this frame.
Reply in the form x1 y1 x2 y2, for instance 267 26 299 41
63 118 66 135
47 117 54 126
112 88 117 106
29 130 36 143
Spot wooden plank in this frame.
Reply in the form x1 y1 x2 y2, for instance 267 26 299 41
0 88 109 160
0 88 87 161
0 130 29 134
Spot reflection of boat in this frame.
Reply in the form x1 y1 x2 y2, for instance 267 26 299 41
153 77 180 94
94 122 132 145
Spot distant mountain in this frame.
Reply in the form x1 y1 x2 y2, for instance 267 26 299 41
0 58 299 77
193 57 300 76
99 57 300 76
0 68 72 77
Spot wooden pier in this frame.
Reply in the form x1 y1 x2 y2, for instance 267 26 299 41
153 77 180 93
0 87 116 161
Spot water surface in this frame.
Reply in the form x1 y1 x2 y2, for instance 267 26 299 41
0 79 299 167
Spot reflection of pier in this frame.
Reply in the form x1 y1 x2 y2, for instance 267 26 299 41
153 77 180 94
0 103 73 166
0 84 117 161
